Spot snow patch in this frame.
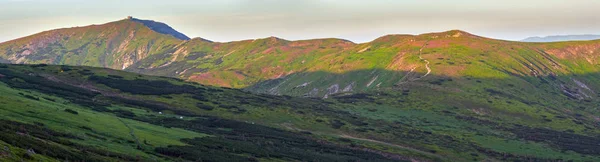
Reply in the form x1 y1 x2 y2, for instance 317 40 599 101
366 75 378 87
573 79 593 92
342 82 355 92
304 88 319 98
295 82 310 88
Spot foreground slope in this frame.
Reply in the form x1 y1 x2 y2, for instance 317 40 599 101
0 64 403 161
0 64 599 161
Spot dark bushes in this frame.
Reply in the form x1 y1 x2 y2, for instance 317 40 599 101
511 126 600 155
113 109 136 118
148 117 396 162
331 119 346 129
89 75 203 95
196 103 214 110
0 120 137 161
64 109 78 115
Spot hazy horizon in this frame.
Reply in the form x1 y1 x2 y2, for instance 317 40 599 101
1 0 599 43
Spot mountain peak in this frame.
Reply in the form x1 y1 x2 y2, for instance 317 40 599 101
417 30 475 38
129 17 190 40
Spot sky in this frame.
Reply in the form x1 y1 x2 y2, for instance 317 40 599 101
0 0 599 43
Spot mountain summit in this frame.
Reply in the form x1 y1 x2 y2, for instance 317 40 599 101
0 18 185 69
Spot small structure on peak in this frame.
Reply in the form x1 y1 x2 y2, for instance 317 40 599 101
127 16 133 20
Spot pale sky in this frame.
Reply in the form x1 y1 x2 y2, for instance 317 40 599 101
1 0 599 43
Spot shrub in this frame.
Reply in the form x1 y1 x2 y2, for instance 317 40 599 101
64 109 78 115
196 103 214 110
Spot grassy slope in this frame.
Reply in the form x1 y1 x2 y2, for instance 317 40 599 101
121 30 600 99
0 64 599 161
0 19 182 69
2 21 600 97
0 64 410 161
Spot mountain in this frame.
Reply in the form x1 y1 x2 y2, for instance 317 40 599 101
3 18 600 98
0 17 184 70
1 18 600 161
522 34 600 42
3 21 600 99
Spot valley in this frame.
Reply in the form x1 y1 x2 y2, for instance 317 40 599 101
0 17 599 161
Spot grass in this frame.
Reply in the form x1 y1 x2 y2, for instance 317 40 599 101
0 81 205 160
1 28 600 161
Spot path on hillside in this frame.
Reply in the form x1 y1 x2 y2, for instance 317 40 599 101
395 41 432 85
418 41 431 78
118 118 142 149
339 134 442 159
280 123 439 159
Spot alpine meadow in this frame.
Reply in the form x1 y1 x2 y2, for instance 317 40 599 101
1 1 600 161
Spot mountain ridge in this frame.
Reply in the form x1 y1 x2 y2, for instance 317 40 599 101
521 34 600 42
1 18 600 161
1 18 600 98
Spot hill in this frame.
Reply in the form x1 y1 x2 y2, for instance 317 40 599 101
522 34 600 42
0 17 184 70
2 21 600 99
0 64 599 161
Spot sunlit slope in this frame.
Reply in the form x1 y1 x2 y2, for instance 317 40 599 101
2 18 600 98
0 18 183 69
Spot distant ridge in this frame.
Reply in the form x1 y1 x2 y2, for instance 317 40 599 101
521 34 600 42
2 18 600 96
131 17 190 40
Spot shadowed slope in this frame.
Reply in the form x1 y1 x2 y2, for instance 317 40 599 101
131 18 191 40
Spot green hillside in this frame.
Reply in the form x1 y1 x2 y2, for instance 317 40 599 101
0 18 182 70
0 63 599 161
3 20 600 99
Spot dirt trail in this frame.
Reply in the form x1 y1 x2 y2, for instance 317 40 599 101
417 41 431 78
279 123 438 159
339 134 441 159
117 118 142 149
397 41 432 85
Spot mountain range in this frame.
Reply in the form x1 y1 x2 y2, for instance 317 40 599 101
3 18 600 98
521 34 600 42
0 17 600 161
